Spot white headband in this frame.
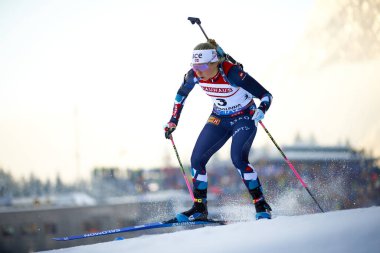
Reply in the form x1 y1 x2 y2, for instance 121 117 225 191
192 49 218 64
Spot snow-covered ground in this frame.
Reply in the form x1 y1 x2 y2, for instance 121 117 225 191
41 206 380 253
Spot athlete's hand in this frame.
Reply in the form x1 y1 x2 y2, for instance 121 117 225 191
164 122 177 139
251 109 265 127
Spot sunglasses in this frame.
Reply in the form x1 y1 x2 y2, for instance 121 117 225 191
191 63 210 72
191 54 217 72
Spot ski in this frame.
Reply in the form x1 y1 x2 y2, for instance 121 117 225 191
52 218 228 241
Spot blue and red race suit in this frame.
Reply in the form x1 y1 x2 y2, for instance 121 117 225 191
169 61 273 200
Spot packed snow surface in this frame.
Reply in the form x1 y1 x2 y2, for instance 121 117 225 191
42 206 380 253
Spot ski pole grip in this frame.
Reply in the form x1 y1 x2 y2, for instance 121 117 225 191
188 17 209 40
188 17 201 25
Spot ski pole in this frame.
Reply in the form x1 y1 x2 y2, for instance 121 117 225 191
259 121 325 213
169 135 195 201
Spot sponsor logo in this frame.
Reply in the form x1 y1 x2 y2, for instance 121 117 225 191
193 53 203 59
233 126 250 136
172 104 181 118
193 53 203 63
202 86 233 93
172 221 198 226
230 116 251 126
207 116 221 125
216 104 242 110
231 111 245 117
84 229 121 237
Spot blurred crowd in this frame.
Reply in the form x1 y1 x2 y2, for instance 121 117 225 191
2 150 379 213
155 159 380 212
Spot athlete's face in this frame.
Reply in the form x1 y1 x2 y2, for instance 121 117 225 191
192 62 219 80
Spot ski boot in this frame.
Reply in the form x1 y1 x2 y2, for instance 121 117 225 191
176 199 208 222
254 197 272 220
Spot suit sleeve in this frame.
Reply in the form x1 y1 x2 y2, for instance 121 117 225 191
169 69 198 125
227 65 273 113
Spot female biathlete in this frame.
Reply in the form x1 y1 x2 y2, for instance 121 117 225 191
164 40 273 221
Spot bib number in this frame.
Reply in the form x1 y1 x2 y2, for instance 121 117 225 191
216 99 227 106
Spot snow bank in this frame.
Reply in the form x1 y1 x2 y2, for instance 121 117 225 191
41 206 380 253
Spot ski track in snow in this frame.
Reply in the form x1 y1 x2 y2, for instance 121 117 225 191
41 206 380 253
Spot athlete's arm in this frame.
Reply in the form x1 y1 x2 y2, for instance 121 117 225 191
169 69 199 125
227 65 273 113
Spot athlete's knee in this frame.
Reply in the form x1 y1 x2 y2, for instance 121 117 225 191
191 151 207 169
191 155 201 170
231 153 246 169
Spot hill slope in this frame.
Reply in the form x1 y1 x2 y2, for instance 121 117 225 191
42 206 380 253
